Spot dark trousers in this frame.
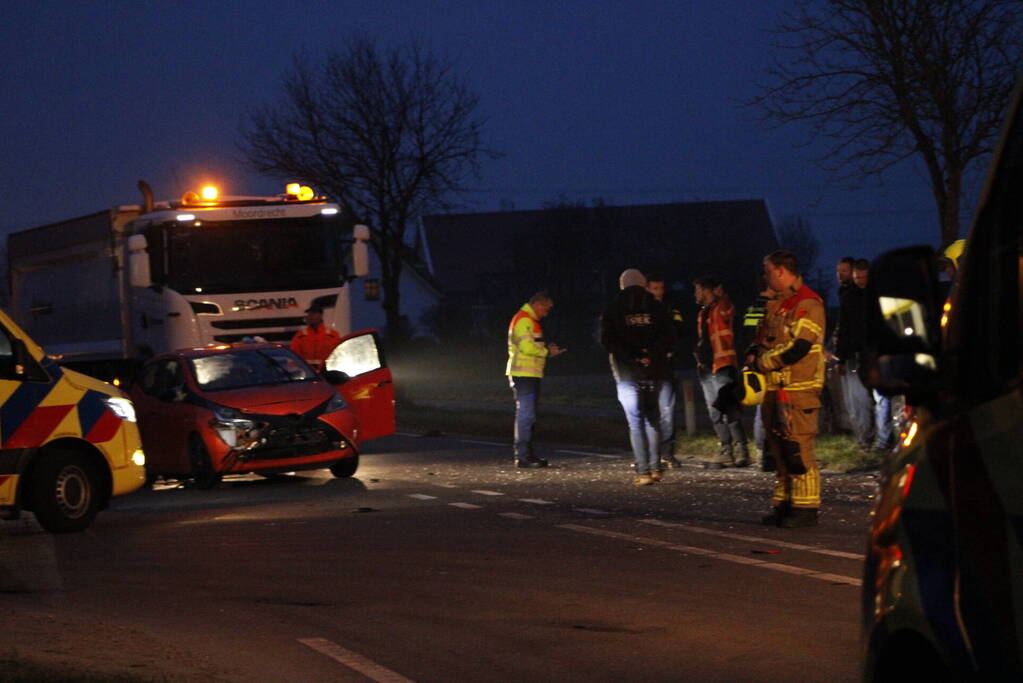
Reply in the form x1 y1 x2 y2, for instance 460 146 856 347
511 376 541 460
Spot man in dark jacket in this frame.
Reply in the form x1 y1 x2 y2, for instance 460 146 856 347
601 269 676 485
833 258 874 450
646 273 685 469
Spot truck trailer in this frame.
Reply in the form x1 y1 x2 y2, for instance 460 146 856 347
7 181 369 379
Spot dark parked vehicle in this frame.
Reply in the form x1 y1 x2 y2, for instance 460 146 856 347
861 79 1023 679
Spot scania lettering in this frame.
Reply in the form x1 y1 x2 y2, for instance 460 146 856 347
233 298 301 311
7 182 369 379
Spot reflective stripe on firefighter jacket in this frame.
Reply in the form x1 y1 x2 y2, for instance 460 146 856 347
290 324 342 369
756 282 825 392
697 294 738 372
506 303 549 378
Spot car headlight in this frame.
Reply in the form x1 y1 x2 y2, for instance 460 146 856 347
323 392 347 413
209 404 256 448
104 396 137 423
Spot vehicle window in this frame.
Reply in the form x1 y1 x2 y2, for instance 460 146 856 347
190 348 317 391
325 333 382 377
139 363 161 395
144 360 183 398
0 326 15 378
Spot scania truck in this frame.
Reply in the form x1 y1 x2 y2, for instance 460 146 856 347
7 181 369 379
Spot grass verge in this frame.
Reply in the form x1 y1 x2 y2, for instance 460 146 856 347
398 402 880 472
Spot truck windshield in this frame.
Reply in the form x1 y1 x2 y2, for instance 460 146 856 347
165 214 348 294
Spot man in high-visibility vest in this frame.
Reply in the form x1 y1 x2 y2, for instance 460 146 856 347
506 292 564 468
290 306 341 372
754 250 826 528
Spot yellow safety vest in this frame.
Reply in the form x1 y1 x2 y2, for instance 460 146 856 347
506 303 549 378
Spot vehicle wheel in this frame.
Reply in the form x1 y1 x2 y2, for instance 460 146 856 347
31 451 102 533
188 435 222 490
329 455 359 478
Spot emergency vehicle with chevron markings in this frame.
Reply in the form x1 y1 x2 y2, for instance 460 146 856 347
7 181 369 381
0 309 146 532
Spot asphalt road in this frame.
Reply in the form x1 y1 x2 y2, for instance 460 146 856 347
0 433 878 682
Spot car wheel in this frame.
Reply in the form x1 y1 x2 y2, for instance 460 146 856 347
329 455 359 478
31 451 101 533
188 435 222 490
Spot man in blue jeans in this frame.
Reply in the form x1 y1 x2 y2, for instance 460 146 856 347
506 292 564 467
601 269 676 485
646 273 686 469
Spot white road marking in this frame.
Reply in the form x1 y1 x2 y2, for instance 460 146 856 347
519 498 555 505
395 431 420 437
408 494 438 500
573 508 611 515
558 524 861 587
298 637 414 682
639 519 863 560
449 502 483 509
499 512 534 520
557 449 620 459
471 490 505 496
459 439 507 447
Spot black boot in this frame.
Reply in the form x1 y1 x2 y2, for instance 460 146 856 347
780 508 818 528
705 442 734 470
728 423 750 467
761 501 791 526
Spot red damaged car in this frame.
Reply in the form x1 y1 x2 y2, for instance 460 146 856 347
131 333 394 488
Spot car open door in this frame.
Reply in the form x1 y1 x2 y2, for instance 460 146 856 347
325 330 395 442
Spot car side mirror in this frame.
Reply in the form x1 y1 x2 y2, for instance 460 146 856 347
324 370 351 386
860 246 943 398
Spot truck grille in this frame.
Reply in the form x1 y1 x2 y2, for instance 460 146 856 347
210 317 305 330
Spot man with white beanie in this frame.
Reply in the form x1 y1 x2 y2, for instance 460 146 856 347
600 269 676 485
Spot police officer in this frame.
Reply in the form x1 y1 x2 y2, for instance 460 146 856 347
753 251 826 528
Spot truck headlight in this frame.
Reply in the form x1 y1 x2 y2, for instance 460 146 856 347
104 397 137 423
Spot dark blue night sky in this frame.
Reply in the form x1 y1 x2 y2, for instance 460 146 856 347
1 1 960 285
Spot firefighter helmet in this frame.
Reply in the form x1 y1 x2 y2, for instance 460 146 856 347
740 370 766 406
943 239 966 269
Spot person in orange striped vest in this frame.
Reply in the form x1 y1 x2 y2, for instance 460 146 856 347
506 292 564 467
754 250 826 529
693 277 750 469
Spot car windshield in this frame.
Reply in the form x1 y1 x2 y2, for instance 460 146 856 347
190 347 318 391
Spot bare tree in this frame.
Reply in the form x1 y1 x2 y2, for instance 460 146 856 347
240 36 494 340
753 0 1023 246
